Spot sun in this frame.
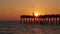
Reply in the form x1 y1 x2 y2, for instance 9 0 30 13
34 12 40 17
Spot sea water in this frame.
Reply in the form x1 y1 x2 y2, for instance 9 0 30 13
0 21 60 34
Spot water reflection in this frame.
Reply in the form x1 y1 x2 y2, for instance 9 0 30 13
0 21 60 34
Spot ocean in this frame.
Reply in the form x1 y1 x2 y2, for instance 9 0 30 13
0 21 60 34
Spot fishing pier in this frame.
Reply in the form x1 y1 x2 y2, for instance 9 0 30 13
20 14 60 25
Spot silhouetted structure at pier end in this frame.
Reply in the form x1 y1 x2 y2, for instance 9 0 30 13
20 14 60 25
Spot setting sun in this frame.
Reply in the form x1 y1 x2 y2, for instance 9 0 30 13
34 12 40 17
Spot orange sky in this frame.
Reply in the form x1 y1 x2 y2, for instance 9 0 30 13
0 0 60 20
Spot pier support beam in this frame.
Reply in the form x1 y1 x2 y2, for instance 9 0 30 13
49 18 51 25
25 18 27 24
34 17 35 24
56 17 57 25
47 18 49 25
53 18 55 24
29 18 30 24
59 17 60 24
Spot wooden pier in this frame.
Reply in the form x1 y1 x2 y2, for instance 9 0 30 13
20 14 60 25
